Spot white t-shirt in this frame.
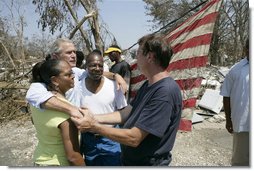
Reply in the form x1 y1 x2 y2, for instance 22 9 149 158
78 76 127 117
220 58 249 132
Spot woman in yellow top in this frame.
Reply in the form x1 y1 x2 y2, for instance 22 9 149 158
30 59 85 166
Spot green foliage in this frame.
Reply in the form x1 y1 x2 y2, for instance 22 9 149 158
32 0 76 34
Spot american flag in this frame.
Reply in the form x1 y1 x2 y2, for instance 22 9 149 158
129 0 222 131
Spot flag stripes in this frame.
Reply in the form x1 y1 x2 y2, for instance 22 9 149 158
129 0 222 131
165 0 221 38
166 18 217 46
170 44 210 63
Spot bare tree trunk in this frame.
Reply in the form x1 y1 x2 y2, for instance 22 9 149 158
69 11 96 39
0 42 16 69
63 0 93 52
79 0 103 52
19 16 25 75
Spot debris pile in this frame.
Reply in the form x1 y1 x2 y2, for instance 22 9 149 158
192 65 230 125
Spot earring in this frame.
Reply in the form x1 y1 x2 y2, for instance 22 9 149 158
53 84 60 92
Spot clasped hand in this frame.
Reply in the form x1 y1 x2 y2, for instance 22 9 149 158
71 107 96 132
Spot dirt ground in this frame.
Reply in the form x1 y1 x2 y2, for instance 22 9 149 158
0 105 233 167
171 117 233 167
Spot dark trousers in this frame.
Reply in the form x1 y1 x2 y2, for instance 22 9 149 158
85 153 122 166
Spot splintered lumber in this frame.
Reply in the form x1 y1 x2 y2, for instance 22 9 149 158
0 81 29 89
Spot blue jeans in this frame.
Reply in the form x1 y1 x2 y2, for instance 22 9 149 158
80 132 122 166
85 152 122 166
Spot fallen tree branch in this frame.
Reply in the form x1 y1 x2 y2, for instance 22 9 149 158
69 11 96 39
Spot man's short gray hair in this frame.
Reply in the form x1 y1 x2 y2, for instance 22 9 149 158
50 38 74 55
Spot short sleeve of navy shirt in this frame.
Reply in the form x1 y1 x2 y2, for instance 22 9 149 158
121 77 182 165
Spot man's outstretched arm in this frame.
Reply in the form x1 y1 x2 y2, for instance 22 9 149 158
42 96 83 118
26 82 83 118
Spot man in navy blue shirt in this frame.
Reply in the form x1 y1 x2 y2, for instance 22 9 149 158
72 33 182 166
